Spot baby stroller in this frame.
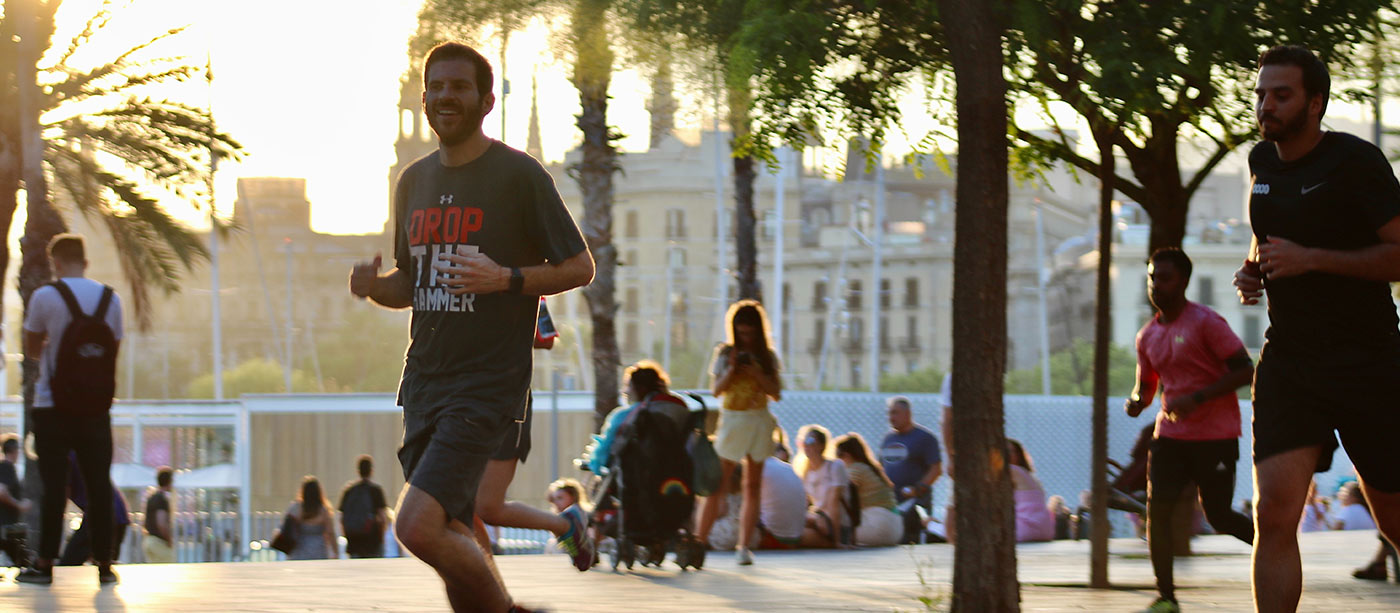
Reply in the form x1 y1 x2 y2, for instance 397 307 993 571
588 392 708 571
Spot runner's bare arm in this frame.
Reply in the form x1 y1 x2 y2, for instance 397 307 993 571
1125 362 1159 418
1234 236 1264 305
1258 216 1400 281
1165 347 1253 419
434 249 594 296
349 252 413 308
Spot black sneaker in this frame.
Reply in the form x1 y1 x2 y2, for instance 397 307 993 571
98 566 119 585
15 566 52 585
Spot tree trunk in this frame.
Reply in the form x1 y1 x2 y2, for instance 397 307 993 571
14 0 69 533
728 85 760 302
1089 131 1114 588
570 0 620 430
1122 123 1188 257
0 136 17 318
938 0 1018 610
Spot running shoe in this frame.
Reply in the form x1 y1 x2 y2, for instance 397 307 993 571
736 547 754 566
98 565 119 585
1140 597 1180 613
15 566 52 585
557 505 595 572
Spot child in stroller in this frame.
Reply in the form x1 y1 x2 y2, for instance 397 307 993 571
582 361 709 571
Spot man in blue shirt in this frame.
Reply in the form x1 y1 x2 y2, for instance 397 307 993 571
880 395 943 543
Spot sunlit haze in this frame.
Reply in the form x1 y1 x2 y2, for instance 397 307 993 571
30 0 1394 240
38 0 663 236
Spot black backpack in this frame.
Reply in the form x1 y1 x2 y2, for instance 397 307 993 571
49 281 118 413
341 482 377 538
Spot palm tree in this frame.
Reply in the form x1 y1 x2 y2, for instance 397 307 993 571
3 1 241 328
4 0 241 498
415 0 623 429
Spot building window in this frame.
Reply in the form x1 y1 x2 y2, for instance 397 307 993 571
667 247 686 268
1197 276 1215 306
666 208 687 239
811 317 825 353
847 280 862 311
625 287 639 314
1244 314 1261 347
625 210 639 239
907 315 918 344
850 361 862 388
905 278 919 308
625 250 637 267
625 323 638 353
812 281 827 311
880 316 890 350
848 316 864 345
880 279 891 309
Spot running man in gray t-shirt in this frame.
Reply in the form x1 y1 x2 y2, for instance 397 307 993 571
349 42 593 613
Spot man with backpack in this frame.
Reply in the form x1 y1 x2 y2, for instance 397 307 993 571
17 234 123 586
339 455 389 558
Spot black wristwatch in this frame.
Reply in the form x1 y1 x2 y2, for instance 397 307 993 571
1191 391 1206 405
507 267 524 294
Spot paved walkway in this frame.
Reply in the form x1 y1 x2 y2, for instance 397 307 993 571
1 530 1397 611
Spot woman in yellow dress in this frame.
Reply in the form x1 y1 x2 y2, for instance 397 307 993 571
696 300 782 566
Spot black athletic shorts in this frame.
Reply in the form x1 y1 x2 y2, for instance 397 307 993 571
399 400 516 526
1252 341 1400 492
491 393 533 462
1147 437 1240 505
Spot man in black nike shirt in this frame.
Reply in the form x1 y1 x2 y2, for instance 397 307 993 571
1235 44 1400 613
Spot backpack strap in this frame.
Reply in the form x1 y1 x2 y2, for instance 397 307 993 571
49 281 113 321
93 286 115 321
49 281 87 320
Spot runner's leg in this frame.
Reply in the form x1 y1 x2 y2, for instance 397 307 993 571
1252 445 1320 613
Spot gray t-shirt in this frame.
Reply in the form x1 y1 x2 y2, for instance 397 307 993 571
22 277 124 409
393 142 586 416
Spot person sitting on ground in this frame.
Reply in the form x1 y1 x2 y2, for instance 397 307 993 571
1007 439 1055 543
585 360 690 476
541 479 590 556
1299 479 1329 533
701 466 745 551
834 433 902 547
1333 481 1377 531
547 479 588 514
756 439 806 550
1047 495 1074 540
794 425 848 548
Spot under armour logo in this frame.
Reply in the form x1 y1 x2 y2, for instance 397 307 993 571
440 194 454 205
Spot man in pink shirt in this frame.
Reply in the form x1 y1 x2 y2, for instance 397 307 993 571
1126 248 1256 613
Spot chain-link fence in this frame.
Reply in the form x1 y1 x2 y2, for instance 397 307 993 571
764 391 1359 538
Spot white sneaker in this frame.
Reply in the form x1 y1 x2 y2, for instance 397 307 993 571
736 547 754 566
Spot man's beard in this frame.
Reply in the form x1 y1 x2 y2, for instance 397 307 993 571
1259 108 1308 143
428 105 485 147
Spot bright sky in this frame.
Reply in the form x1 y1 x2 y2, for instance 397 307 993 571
43 0 668 236
34 0 1397 238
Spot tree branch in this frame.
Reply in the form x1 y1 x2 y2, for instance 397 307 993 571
1014 127 1148 203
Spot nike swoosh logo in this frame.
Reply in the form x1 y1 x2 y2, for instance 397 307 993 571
1301 183 1325 194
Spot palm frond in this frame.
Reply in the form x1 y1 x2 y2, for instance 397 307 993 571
48 145 209 264
48 62 199 107
52 0 120 69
